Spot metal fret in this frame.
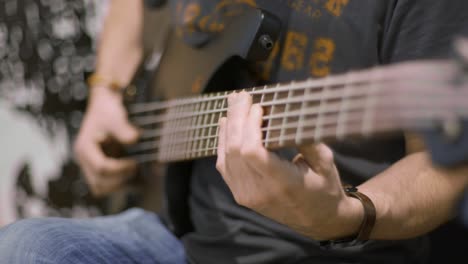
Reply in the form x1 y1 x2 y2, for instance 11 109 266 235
159 102 177 161
187 101 200 159
171 101 184 160
336 72 353 140
279 82 294 146
202 96 213 155
186 100 198 159
265 84 280 148
213 91 228 155
204 96 216 155
179 102 191 160
195 98 208 157
362 67 380 136
296 79 311 144
314 76 330 141
260 85 267 104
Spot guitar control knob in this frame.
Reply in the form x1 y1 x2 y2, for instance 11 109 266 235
259 34 274 51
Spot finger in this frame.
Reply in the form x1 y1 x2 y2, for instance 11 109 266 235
455 37 468 61
92 174 130 197
110 116 140 145
242 103 270 165
298 143 335 176
216 117 228 176
226 91 252 153
292 153 310 172
81 156 134 197
244 104 264 148
81 140 137 177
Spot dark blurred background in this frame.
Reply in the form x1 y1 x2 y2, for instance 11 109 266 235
0 0 109 225
0 0 466 262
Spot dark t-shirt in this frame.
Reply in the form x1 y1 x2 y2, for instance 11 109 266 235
162 0 468 263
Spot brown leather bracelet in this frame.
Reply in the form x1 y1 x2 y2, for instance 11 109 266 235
343 185 376 242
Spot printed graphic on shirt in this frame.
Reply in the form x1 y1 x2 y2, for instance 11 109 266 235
287 0 350 18
279 33 335 78
175 0 257 36
310 37 335 77
174 0 346 80
281 31 308 71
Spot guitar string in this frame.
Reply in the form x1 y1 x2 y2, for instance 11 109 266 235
128 82 455 129
130 107 453 155
129 87 463 142
126 65 453 115
126 98 463 158
133 92 459 142
120 62 466 162
126 73 373 114
128 77 447 119
128 100 466 164
127 113 433 164
129 89 466 152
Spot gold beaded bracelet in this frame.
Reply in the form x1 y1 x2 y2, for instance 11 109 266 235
86 73 123 91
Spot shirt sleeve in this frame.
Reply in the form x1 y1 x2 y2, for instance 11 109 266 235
380 0 468 64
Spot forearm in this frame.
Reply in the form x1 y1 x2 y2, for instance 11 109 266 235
358 152 468 240
95 0 144 87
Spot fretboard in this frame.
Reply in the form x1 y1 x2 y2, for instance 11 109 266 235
126 63 463 164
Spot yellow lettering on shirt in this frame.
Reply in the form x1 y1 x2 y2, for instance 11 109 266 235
182 3 201 34
281 31 308 71
310 38 335 77
183 3 201 25
324 0 349 17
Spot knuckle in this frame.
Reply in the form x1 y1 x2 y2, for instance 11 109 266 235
240 145 258 159
320 145 334 163
277 184 294 199
89 184 103 197
226 143 241 156
233 193 248 207
215 160 224 173
227 92 237 103
94 163 109 176
235 193 267 209
73 138 84 156
239 91 250 99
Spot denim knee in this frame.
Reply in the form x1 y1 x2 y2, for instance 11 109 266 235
0 217 109 264
0 211 187 264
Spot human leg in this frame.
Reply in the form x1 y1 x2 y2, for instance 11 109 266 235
0 208 186 264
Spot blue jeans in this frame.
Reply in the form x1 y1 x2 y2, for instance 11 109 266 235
0 208 187 264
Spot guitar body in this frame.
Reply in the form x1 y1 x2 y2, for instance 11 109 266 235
145 8 281 100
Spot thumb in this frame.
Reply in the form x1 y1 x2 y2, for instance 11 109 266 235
297 143 335 176
110 117 140 145
455 37 468 61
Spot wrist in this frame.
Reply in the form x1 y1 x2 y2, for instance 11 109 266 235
319 186 376 246
333 194 365 239
91 83 122 97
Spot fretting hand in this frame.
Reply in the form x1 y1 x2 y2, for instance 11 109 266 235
216 91 363 240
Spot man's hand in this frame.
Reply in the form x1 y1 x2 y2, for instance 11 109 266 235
216 92 363 240
74 86 139 197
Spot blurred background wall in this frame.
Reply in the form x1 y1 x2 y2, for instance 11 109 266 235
0 0 110 227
